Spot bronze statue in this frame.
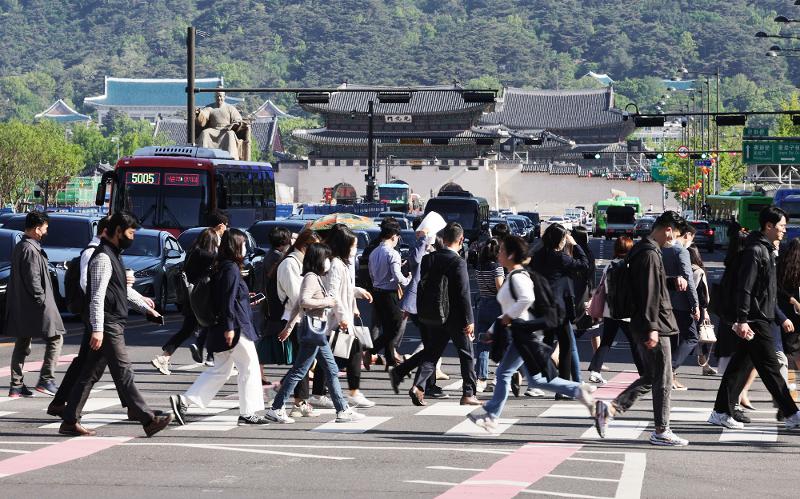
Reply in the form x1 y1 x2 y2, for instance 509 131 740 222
196 91 245 160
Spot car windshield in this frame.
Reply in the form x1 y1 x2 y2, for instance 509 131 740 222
177 231 201 251
43 219 92 248
124 234 161 257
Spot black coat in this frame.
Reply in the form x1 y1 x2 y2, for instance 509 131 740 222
206 260 258 353
628 237 678 337
531 244 589 321
736 231 778 324
419 249 473 331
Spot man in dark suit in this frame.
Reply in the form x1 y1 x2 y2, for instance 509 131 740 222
410 222 478 406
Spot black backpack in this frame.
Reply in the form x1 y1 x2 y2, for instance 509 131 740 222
64 245 95 314
417 254 457 327
507 268 564 330
190 274 217 327
605 258 635 320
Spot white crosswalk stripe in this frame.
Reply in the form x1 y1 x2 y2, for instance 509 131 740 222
719 426 778 443
415 402 479 417
39 413 128 430
311 416 392 434
444 418 518 436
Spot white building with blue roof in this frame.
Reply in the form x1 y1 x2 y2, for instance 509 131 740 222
84 76 240 125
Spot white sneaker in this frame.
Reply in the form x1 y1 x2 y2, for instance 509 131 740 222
150 355 171 375
265 407 295 424
708 411 744 429
309 395 335 409
581 382 598 394
476 379 487 393
289 401 317 418
436 369 450 381
524 388 546 398
784 411 800 430
230 366 239 377
347 393 376 408
467 410 498 433
649 428 689 446
336 407 366 422
589 371 607 384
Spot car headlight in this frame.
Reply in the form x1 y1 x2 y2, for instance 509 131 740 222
55 261 69 270
134 267 159 279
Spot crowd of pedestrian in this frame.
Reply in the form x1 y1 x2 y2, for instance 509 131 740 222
6 205 800 446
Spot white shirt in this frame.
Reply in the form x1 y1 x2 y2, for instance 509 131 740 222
496 270 535 321
79 236 101 292
277 250 304 322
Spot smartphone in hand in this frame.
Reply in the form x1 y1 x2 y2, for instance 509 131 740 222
250 292 266 305
146 314 165 326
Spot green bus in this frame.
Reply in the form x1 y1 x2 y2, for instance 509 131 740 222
592 199 623 237
616 196 642 217
707 192 773 247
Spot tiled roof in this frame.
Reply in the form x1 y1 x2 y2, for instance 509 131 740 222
85 77 240 108
292 128 502 146
481 87 628 130
153 119 279 154
34 99 90 122
300 85 494 115
253 100 292 120
584 72 614 86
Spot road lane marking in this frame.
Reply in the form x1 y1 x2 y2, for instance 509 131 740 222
435 442 582 499
39 413 127 430
177 443 352 460
719 426 777 443
0 354 77 378
0 436 131 479
81 398 121 412
174 363 205 371
520 490 612 498
173 414 239 431
90 383 118 394
428 466 486 472
593 371 641 400
670 407 711 422
580 420 648 440
0 411 16 418
311 416 392 434
0 449 30 454
547 474 619 483
443 380 463 392
538 405 593 419
615 452 646 499
123 443 515 455
416 402 479 417
0 397 19 405
444 418 518 437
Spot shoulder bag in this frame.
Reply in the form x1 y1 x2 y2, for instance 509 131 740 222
351 315 373 350
698 319 717 343
331 327 356 360
297 275 329 346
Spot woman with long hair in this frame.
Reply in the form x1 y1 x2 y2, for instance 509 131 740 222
474 238 505 392
587 236 643 383
469 236 594 432
315 224 375 408
169 229 268 426
531 223 589 386
151 228 219 374
777 237 800 418
265 243 365 424
688 245 716 376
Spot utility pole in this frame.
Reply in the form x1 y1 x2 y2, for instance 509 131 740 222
186 27 196 145
366 100 375 202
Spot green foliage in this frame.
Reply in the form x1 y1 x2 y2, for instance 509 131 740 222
278 116 321 157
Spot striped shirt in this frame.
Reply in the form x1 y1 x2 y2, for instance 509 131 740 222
476 262 504 298
88 253 151 332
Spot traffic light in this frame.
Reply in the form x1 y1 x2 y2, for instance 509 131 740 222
582 152 601 159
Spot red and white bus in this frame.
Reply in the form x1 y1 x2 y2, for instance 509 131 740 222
96 146 276 236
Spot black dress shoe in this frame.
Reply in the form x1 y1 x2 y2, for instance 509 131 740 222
189 344 203 364
47 403 65 418
389 367 402 395
144 413 174 437
59 421 97 437
733 409 751 424
409 386 426 406
425 386 449 399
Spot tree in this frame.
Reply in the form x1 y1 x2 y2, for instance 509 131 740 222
776 92 800 137
34 121 85 207
277 117 321 158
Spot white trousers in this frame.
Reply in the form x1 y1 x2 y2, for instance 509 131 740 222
185 336 265 416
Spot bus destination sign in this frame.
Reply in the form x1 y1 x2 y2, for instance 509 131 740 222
126 172 161 185
164 173 201 187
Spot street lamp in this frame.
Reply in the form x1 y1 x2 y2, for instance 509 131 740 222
775 15 800 23
756 31 800 40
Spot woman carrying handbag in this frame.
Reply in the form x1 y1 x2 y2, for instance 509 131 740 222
265 243 366 424
689 246 717 376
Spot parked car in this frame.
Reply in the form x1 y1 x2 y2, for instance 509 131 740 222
287 213 325 221
506 215 534 238
177 227 265 290
125 229 186 312
1 213 99 306
373 216 410 229
544 216 573 232
634 216 656 239
689 220 716 253
517 211 541 238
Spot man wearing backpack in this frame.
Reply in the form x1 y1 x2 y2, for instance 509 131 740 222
708 206 800 430
594 211 688 446
411 222 478 406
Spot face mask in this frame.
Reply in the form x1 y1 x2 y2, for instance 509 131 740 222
119 233 133 250
323 259 331 273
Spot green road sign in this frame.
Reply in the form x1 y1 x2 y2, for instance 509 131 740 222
743 127 769 138
743 141 800 165
650 164 672 183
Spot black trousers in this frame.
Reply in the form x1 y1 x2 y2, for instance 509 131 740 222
162 313 199 355
588 319 644 374
313 338 362 392
63 322 154 425
413 324 477 396
393 315 436 390
545 321 574 381
52 324 128 409
713 320 798 417
370 289 404 365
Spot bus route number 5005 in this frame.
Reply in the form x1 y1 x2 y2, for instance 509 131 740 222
127 172 160 185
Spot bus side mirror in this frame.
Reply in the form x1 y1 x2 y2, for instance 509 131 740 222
95 172 114 206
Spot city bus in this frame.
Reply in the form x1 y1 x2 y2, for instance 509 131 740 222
707 192 772 247
616 196 643 217
592 199 623 237
772 188 800 241
424 190 489 242
378 183 411 212
96 146 276 236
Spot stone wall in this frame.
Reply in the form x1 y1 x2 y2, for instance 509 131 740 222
275 163 674 215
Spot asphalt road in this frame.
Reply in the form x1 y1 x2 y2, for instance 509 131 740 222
0 239 796 498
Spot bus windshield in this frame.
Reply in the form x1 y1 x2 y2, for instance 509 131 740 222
780 200 800 224
379 186 409 204
116 168 210 231
426 199 479 231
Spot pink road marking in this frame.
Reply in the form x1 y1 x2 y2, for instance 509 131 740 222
0 354 77 379
436 443 582 499
594 371 641 400
0 436 131 478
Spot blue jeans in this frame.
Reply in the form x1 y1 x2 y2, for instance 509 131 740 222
271 341 347 412
475 296 501 379
483 343 581 419
568 322 582 382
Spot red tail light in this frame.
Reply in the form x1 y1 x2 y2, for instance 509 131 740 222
705 229 714 236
